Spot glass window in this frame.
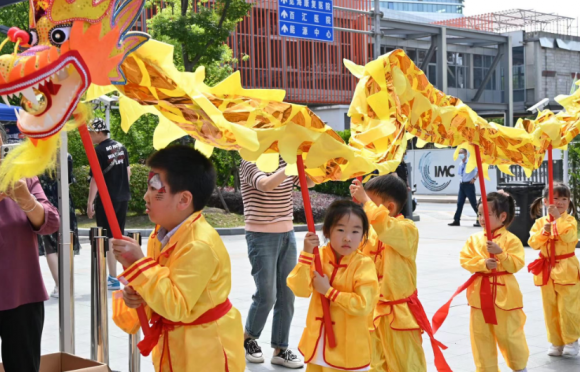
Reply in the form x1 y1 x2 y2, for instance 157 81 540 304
474 54 482 68
407 49 417 64
513 65 525 90
447 52 455 64
512 46 524 66
474 68 483 88
428 64 437 87
447 52 468 88
448 66 456 88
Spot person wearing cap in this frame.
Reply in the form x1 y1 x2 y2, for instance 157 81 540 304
87 118 131 290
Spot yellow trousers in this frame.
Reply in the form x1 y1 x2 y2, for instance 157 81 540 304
306 364 343 372
370 330 387 372
541 279 580 346
376 317 426 372
470 307 529 372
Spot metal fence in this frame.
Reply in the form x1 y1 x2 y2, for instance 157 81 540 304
496 160 563 186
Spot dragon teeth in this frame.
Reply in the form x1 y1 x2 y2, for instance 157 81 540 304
1 95 10 107
56 69 69 81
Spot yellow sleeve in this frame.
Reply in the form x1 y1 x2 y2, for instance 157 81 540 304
528 218 549 250
287 251 315 298
324 259 378 317
495 236 525 274
111 290 152 335
120 240 218 323
364 201 418 259
460 236 488 273
553 216 578 244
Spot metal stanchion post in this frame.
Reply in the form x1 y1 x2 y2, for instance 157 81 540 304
128 232 142 372
90 229 109 364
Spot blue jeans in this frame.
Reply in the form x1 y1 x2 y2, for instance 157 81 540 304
245 231 297 349
453 182 478 222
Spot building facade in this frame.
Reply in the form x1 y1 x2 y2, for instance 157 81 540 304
380 0 464 22
134 6 580 131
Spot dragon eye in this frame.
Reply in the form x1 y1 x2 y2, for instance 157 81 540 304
49 26 71 46
28 29 38 46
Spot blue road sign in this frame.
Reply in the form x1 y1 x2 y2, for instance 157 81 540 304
278 0 334 42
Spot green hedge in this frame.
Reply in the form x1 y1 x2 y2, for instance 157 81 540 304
71 164 150 215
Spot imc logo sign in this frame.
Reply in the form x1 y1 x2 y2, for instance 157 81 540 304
418 152 455 192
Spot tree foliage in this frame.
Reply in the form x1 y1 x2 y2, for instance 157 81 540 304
146 0 251 84
0 2 29 55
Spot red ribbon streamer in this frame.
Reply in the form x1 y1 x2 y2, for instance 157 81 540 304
473 144 498 325
377 291 452 372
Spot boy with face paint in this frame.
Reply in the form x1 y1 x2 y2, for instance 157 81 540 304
110 145 246 372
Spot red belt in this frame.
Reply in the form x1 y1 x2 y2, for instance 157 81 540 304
376 291 451 372
433 271 511 333
138 299 233 371
528 252 576 286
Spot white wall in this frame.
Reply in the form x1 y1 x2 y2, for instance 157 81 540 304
311 105 349 132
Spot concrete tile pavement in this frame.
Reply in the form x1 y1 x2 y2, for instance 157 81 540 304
3 203 579 371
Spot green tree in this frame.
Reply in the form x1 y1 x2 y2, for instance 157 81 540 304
0 1 29 55
146 0 251 84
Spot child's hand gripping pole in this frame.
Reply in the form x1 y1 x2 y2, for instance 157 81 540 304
473 145 498 325
78 125 151 338
547 146 556 271
352 176 363 203
296 154 337 348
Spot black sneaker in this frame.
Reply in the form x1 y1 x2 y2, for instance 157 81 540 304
474 221 482 227
244 338 264 363
271 348 304 369
448 221 460 226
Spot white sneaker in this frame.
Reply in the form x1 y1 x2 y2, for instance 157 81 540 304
244 338 264 363
271 349 304 369
50 286 59 299
548 344 564 356
563 340 580 356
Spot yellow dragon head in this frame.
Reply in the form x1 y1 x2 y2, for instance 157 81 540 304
0 0 148 140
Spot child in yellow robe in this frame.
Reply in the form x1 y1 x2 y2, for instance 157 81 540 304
287 200 379 371
110 145 245 372
528 183 580 357
358 227 387 372
433 191 529 372
351 175 450 372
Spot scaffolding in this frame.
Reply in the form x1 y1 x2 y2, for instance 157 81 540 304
433 9 579 37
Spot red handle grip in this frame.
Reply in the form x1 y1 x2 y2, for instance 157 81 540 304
79 125 151 337
296 155 337 348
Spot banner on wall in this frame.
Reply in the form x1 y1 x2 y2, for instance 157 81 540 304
407 149 498 196
407 149 563 195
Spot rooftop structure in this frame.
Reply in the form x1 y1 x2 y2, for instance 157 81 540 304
433 9 579 37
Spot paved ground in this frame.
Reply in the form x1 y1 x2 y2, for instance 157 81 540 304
3 203 580 371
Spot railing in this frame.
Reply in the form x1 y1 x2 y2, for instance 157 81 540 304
496 160 563 185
